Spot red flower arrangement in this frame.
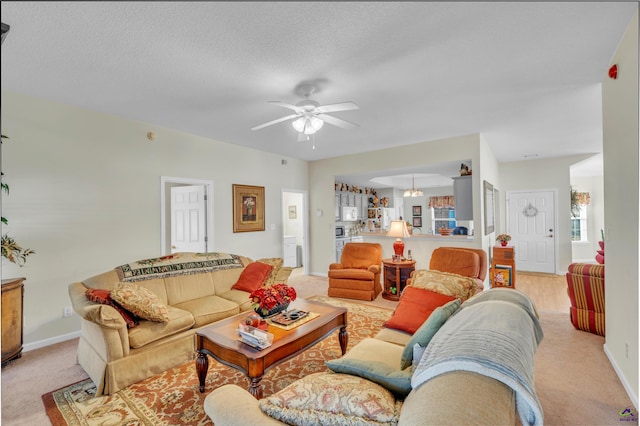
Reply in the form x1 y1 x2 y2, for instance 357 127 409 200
249 283 297 316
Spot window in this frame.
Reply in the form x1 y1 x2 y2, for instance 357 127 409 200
432 207 456 234
571 204 588 242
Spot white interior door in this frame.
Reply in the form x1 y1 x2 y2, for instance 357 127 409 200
507 190 556 273
171 185 206 253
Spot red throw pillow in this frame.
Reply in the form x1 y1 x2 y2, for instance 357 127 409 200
85 288 139 328
231 262 273 292
383 287 458 334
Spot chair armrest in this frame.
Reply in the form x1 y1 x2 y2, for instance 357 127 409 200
329 263 344 270
368 265 380 274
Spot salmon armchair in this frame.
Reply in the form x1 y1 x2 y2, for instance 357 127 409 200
328 242 383 301
428 247 487 293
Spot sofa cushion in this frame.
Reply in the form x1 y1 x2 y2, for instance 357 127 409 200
325 358 412 397
172 295 240 327
111 282 170 322
409 269 478 301
85 288 139 328
256 258 283 285
128 306 195 348
231 262 273 292
400 298 461 369
384 287 458 334
259 371 402 425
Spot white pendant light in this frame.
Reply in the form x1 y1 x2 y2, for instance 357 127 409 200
403 175 424 197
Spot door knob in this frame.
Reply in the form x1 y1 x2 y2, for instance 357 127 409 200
547 234 553 238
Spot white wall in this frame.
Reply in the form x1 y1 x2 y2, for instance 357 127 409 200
601 10 639 408
1 91 309 346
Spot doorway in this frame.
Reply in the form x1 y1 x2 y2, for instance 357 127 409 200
282 189 308 275
506 190 557 273
160 176 214 255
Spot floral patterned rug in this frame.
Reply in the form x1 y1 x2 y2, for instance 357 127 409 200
42 296 393 425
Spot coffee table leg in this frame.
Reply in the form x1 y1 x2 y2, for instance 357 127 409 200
338 325 349 355
196 351 209 393
248 376 264 399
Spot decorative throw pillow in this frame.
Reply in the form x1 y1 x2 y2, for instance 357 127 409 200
325 358 412 397
383 286 458 334
400 298 461 369
259 372 402 425
409 269 477 301
110 282 170 322
85 288 139 328
231 262 273 292
256 257 283 285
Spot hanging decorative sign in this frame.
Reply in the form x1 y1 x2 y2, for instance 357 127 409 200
522 203 538 218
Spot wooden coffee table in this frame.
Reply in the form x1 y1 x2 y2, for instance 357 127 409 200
195 299 348 399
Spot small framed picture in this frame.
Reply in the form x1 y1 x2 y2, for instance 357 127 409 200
412 205 422 216
392 254 402 262
288 205 297 219
412 217 422 228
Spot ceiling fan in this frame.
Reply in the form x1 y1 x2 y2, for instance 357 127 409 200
251 85 359 141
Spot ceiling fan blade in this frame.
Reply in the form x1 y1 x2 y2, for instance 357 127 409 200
316 102 359 113
268 101 302 113
251 114 299 131
317 113 359 130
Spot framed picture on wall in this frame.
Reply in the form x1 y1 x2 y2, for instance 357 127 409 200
412 205 422 216
288 205 297 219
412 217 422 228
484 180 495 235
232 184 265 232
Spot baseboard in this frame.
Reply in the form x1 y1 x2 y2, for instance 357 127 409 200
23 330 81 352
604 342 639 410
309 272 328 278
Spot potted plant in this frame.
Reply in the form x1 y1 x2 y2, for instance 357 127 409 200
496 234 511 247
1 134 35 266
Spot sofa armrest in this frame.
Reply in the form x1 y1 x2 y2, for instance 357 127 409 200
204 385 284 425
69 282 128 329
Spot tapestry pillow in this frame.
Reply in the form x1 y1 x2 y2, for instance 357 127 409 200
325 358 412 397
231 262 273 292
85 288 139 328
110 282 170 322
400 298 461 369
256 257 283 285
409 269 477 301
383 286 458 334
259 372 402 425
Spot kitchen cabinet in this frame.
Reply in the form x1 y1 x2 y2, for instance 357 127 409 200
283 235 297 267
453 175 473 220
2 277 24 367
335 195 340 220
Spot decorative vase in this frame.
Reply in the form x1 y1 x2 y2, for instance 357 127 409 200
254 302 289 319
500 241 508 247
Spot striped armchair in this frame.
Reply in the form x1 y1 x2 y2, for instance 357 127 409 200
566 263 605 336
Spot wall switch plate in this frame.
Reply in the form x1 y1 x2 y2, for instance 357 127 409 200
63 307 73 317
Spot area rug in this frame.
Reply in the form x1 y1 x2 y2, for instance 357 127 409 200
42 296 393 425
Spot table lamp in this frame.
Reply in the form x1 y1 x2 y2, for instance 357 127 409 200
386 220 411 259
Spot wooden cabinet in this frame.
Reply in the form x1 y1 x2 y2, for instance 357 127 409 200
453 175 473 220
2 277 25 367
382 259 416 301
491 246 516 288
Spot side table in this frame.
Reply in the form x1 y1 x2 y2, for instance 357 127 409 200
382 259 416 301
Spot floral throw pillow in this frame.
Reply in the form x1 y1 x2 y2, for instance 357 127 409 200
256 257 283 285
85 288 139 328
409 269 477 301
259 372 402 425
110 282 170 322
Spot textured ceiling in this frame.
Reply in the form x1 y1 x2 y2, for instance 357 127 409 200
1 2 637 181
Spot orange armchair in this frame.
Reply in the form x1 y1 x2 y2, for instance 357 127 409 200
428 247 487 293
566 263 605 336
328 242 383 301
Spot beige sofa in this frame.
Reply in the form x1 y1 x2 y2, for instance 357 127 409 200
68 252 292 395
205 288 543 426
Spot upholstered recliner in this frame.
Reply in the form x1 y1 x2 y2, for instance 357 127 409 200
328 242 383 301
428 247 487 293
566 263 605 336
